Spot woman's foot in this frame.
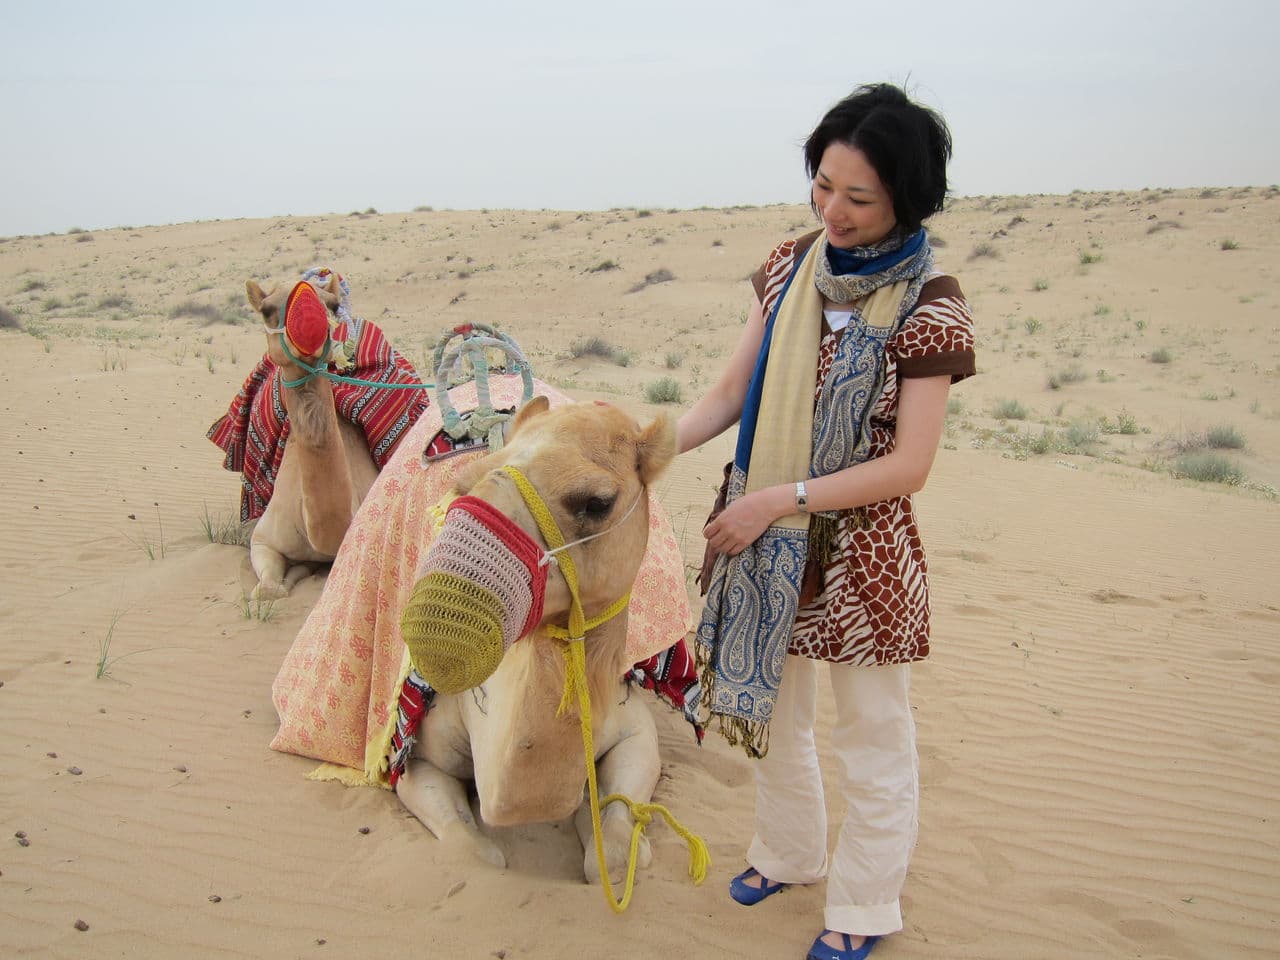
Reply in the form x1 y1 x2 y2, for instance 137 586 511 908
728 866 787 905
805 930 880 960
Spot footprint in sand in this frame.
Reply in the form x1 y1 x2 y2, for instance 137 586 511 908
1090 588 1159 607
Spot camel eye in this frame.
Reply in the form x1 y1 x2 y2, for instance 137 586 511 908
566 492 615 522
262 305 278 322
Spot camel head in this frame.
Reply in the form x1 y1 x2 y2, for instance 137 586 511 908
401 397 676 694
245 273 345 369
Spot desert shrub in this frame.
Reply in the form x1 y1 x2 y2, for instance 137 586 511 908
1078 250 1103 264
992 398 1029 420
1032 278 1050 291
42 297 64 312
201 504 249 545
1149 347 1174 364
1206 424 1246 450
1100 410 1139 435
1174 452 1244 484
97 294 130 310
1220 238 1240 250
0 305 21 329
945 397 965 417
75 233 95 243
1047 364 1088 390
967 242 998 260
1024 430 1056 455
588 259 620 273
1062 419 1101 452
628 268 676 293
1024 316 1042 334
570 336 620 361
170 301 225 323
645 377 683 404
20 278 47 292
665 352 684 369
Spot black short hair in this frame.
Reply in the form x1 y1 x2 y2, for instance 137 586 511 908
804 83 953 233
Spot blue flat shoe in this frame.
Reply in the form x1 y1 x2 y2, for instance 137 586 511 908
728 866 787 906
806 931 880 960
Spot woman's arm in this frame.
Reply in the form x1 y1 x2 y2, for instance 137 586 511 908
675 295 767 454
703 373 952 556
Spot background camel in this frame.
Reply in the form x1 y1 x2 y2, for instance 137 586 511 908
207 270 429 599
244 274 379 598
395 395 679 883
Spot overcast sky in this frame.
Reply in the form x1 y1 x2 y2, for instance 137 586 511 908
4 0 1277 236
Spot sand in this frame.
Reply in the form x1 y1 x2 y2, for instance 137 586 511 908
1 188 1277 958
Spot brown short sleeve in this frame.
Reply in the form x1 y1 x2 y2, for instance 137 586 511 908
895 276 976 383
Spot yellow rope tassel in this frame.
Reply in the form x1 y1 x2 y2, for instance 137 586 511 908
559 638 710 913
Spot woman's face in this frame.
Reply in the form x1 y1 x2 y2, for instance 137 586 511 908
811 141 897 248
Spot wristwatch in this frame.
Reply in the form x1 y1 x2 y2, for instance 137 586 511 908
795 480 809 514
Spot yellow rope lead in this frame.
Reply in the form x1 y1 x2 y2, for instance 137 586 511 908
501 463 710 913
561 638 709 914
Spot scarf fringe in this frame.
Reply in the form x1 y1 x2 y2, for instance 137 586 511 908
694 625 771 759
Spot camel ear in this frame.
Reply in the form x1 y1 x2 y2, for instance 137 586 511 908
506 395 550 439
635 412 676 486
245 280 267 312
316 272 343 311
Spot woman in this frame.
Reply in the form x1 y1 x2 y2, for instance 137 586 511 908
676 83 975 960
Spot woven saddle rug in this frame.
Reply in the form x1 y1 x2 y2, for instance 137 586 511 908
207 313 430 522
269 376 699 785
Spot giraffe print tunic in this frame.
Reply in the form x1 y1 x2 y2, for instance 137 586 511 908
751 231 976 666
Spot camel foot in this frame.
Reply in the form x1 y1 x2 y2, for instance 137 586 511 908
251 580 290 601
441 822 506 869
583 815 651 885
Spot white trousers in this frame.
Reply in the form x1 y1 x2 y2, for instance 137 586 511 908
746 654 919 937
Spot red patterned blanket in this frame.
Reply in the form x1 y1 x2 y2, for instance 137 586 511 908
207 315 429 521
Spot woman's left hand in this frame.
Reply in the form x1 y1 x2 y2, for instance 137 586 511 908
703 489 779 556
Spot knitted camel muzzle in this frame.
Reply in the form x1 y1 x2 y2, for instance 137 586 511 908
400 495 548 694
281 280 332 358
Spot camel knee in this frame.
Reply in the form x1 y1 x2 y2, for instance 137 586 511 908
304 514 352 556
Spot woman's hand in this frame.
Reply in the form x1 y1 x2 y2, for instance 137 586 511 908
702 487 787 556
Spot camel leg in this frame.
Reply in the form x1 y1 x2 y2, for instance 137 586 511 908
396 759 506 869
249 540 292 600
574 701 659 884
